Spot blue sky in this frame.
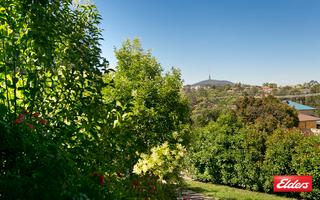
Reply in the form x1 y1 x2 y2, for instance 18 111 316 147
93 0 320 85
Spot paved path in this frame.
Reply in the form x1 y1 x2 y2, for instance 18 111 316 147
177 189 213 200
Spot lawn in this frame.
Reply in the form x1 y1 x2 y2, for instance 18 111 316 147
183 179 295 200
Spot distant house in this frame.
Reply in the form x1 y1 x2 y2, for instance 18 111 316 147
298 113 320 129
286 100 316 115
285 100 320 132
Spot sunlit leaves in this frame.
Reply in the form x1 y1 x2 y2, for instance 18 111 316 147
102 39 190 183
1 0 111 198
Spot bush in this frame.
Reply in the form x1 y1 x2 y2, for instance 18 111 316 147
133 142 186 183
186 113 243 184
235 96 299 132
292 135 320 199
233 126 267 191
261 128 303 195
0 117 73 199
101 39 190 191
186 112 320 199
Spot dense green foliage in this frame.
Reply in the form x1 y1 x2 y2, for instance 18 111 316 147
1 1 109 198
186 95 320 199
100 39 190 198
1 1 319 199
185 86 235 126
235 96 299 132
0 2 189 199
102 39 190 176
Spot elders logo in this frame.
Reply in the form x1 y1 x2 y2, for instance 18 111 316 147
273 176 312 192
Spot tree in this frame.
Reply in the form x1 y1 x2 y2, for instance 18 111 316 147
185 86 235 127
233 125 267 191
102 38 190 182
292 135 320 199
0 1 111 198
262 82 277 88
235 96 298 132
261 128 303 195
186 113 243 184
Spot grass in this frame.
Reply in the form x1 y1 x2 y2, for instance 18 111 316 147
183 179 295 200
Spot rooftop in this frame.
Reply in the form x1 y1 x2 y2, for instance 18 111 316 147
286 100 316 111
298 113 320 122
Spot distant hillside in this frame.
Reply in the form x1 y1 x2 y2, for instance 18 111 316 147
192 79 234 87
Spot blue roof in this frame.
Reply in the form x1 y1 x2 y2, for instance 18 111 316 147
286 101 316 110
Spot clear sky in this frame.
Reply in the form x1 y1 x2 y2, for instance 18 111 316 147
93 0 320 86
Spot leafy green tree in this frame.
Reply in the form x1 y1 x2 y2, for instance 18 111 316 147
263 82 277 88
186 113 243 184
261 128 303 193
305 96 320 116
233 126 267 191
185 87 235 127
311 82 320 93
102 38 190 182
0 0 111 198
292 135 320 199
235 96 298 132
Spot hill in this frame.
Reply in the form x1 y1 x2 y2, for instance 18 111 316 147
192 78 234 87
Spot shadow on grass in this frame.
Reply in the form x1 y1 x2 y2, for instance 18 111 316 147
189 188 238 200
188 186 217 194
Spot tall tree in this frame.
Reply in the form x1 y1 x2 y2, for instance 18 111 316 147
102 39 190 174
1 1 110 198
235 96 299 132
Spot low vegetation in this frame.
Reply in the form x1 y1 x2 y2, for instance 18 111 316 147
184 179 294 200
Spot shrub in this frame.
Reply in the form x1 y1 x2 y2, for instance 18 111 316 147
292 135 320 199
133 142 186 183
186 112 320 199
235 96 299 132
186 113 243 184
233 126 267 191
261 128 303 193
